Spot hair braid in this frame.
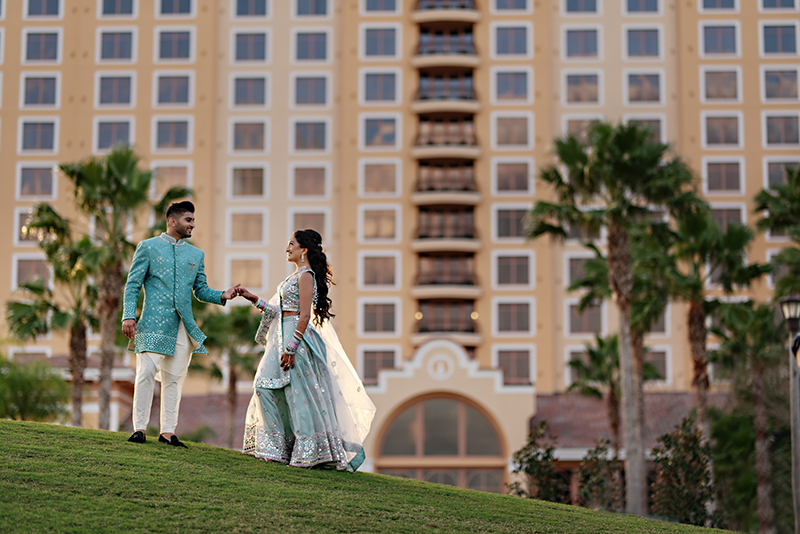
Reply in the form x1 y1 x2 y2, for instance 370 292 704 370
293 229 334 326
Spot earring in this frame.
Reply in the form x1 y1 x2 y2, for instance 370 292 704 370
301 252 305 263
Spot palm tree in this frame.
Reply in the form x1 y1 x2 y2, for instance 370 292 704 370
529 121 700 515
712 301 785 534
6 205 100 427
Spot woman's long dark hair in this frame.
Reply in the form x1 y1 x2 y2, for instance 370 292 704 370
294 229 334 326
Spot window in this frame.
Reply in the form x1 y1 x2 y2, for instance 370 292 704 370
702 0 735 8
495 71 528 102
764 69 799 100
496 27 528 56
566 29 598 58
704 70 738 101
628 118 663 143
706 161 741 192
25 32 59 61
766 115 800 145
568 257 590 285
363 256 396 286
156 120 189 149
567 350 590 383
229 258 263 289
497 302 530 333
566 0 597 12
235 32 267 61
366 0 396 11
158 31 191 60
704 115 740 146
23 77 57 106
364 118 397 148
497 255 530 286
14 257 50 289
231 167 264 197
157 75 190 105
627 29 659 57
565 118 600 145
648 310 667 334
230 213 264 244
419 27 475 55
100 31 133 61
495 116 529 147
363 209 397 240
497 0 527 8
152 165 189 198
234 122 265 151
296 32 327 61
417 300 475 333
627 73 660 103
293 167 326 197
417 207 475 239
234 77 266 106
497 349 531 385
362 350 395 385
644 351 667 381
767 160 800 187
417 254 474 285
496 208 527 238
711 207 742 231
362 162 398 195
763 0 796 8
16 210 38 245
364 73 396 103
297 0 326 15
237 0 267 16
103 0 134 15
495 162 530 193
96 120 130 150
294 121 326 151
292 212 326 235
18 166 54 198
627 0 658 12
763 25 797 54
21 121 56 152
27 0 60 16
365 28 396 57
703 25 737 55
569 303 602 334
566 74 599 104
160 0 191 15
295 76 326 106
98 76 132 106
363 303 396 333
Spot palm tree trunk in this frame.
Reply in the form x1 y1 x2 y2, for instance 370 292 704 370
227 365 238 449
97 262 123 430
607 385 621 460
631 331 647 508
68 323 87 427
752 362 774 533
607 222 645 515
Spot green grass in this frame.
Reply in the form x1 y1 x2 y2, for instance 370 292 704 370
0 421 731 534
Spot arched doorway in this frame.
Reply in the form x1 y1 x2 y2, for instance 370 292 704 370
376 395 507 493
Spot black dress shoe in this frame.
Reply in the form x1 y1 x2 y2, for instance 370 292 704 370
158 434 188 448
128 431 146 443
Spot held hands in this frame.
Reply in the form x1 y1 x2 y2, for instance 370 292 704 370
221 283 241 302
122 319 136 339
280 352 295 371
235 286 259 304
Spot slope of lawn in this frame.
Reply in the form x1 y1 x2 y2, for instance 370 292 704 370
0 421 730 533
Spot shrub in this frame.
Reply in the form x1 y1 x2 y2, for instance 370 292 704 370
577 439 624 511
509 421 569 503
0 360 68 422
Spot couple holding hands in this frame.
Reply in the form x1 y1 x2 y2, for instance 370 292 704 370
122 201 374 472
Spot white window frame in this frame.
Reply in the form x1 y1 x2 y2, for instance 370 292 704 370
622 68 665 107
16 162 57 201
492 249 535 290
491 344 536 386
358 67 402 107
289 116 331 155
763 155 800 190
759 20 800 58
643 345 672 386
0 29 5 64
155 0 197 19
291 0 332 20
357 204 401 244
564 297 608 339
622 0 662 16
698 21 741 59
288 161 331 201
12 252 52 291
491 0 532 14
490 66 534 106
23 0 64 20
762 110 800 149
698 0 739 13
151 114 194 154
358 112 402 152
89 207 133 241
645 303 671 339
287 206 331 242
224 253 268 293
291 71 331 109
491 111 535 151
492 297 536 337
228 116 270 155
226 161 268 201
490 156 535 197
622 24 664 62
93 70 136 109
360 0 402 16
97 0 139 19
562 25 603 62
358 157 401 198
623 113 667 143
153 25 196 64
561 0 602 16
21 27 64 65
701 156 746 196
563 250 596 290
760 64 800 103
562 69 604 107
8 347 53 361
491 202 531 243
707 202 747 258
290 27 332 66
17 117 59 155
490 21 534 60
0 1 5 19
564 345 588 387
225 207 269 247
357 344 402 385
95 26 138 65
92 115 135 155
13 207 38 247
230 0 270 20
150 159 194 200
20 71 61 109
767 248 786 288
230 28 271 65
562 113 605 140
357 250 402 291
765 209 791 242
359 22 402 62
565 205 608 245
700 65 743 104
357 297 401 338
758 0 799 12
701 110 744 149
152 69 195 109
229 72 270 110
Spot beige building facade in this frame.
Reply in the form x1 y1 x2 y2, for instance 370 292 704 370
1 0 798 493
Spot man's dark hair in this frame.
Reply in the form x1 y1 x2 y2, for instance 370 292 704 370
166 201 195 221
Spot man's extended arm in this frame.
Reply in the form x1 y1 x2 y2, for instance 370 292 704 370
192 253 238 305
122 241 149 338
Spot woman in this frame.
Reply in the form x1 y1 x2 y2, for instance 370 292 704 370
238 229 375 471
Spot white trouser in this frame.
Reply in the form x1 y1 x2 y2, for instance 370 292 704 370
132 321 192 434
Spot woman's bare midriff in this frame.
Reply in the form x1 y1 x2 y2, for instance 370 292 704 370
282 311 299 317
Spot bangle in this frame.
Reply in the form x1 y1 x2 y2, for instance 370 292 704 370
292 331 303 342
287 340 299 352
285 345 297 355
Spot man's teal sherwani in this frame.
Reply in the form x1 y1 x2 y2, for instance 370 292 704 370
123 233 225 356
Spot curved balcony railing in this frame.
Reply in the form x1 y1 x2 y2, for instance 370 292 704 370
415 121 477 147
416 299 477 333
416 78 475 101
416 207 476 239
417 0 476 9
417 35 475 56
416 164 476 191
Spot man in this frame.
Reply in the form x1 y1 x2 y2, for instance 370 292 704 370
122 201 238 448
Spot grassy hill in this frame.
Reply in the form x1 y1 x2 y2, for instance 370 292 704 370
0 421 729 533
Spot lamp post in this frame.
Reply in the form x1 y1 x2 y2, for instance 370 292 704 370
780 294 800 534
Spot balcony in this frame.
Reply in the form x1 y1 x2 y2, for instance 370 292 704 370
412 29 479 69
412 0 480 24
413 207 480 252
412 163 480 205
412 255 482 299
412 75 480 114
412 299 481 346
412 119 480 160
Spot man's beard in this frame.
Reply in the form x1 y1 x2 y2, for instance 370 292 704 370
176 224 192 239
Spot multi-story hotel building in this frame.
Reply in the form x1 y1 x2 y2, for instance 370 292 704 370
1 0 798 493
